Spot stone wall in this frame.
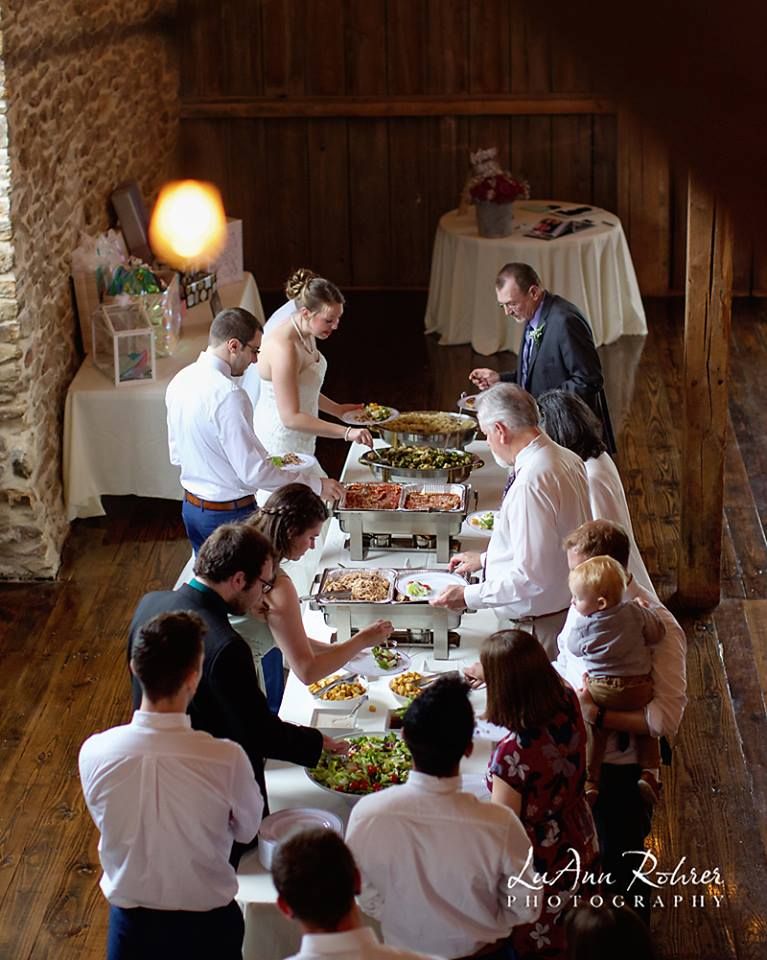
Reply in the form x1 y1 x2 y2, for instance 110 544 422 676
0 1 179 577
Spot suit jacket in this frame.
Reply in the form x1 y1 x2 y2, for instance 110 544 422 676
128 584 323 815
500 292 616 451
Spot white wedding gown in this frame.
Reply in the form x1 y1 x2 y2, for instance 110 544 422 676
252 352 328 457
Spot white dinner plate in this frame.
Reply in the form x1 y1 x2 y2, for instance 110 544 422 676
463 510 499 537
258 808 344 869
395 570 467 601
344 649 412 678
268 452 317 472
457 393 480 413
341 406 400 427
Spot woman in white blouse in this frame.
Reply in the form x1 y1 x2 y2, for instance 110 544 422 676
537 389 658 599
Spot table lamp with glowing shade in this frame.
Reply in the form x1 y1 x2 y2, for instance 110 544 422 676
149 180 227 314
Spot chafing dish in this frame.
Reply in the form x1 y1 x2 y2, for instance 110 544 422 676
315 567 397 603
310 567 474 659
377 411 477 449
359 448 484 484
335 483 473 562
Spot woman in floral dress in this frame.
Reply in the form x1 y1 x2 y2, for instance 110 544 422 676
481 630 599 960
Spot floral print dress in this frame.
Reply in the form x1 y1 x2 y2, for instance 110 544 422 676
486 684 599 959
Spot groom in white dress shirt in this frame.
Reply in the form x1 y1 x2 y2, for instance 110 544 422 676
431 383 591 657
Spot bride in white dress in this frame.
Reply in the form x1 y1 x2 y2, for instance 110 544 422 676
252 271 373 458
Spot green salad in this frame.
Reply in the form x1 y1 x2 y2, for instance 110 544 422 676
372 645 401 670
308 733 412 795
405 580 431 598
374 446 473 470
470 511 495 531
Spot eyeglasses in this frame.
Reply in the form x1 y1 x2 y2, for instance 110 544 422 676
257 575 275 595
240 339 261 356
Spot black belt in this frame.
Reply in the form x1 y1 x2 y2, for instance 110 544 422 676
184 491 255 512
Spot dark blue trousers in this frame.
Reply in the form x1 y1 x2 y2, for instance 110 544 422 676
107 901 244 960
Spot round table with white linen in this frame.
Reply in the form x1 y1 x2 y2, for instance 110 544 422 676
424 203 647 356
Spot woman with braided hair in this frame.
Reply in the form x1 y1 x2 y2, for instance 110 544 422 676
232 484 393 690
252 269 373 463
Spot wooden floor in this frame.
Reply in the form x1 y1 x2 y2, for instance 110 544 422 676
1 293 766 959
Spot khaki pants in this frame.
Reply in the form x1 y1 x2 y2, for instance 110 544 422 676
585 674 659 783
507 608 569 661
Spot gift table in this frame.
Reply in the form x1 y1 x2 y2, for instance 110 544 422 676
424 203 647 356
236 438 508 960
63 273 264 520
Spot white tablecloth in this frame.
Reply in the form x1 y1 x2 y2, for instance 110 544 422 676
63 273 264 520
238 438 507 960
424 203 647 356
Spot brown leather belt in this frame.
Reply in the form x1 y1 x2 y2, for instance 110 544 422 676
184 491 255 512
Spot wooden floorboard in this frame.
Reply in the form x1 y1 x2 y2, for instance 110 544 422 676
0 295 766 958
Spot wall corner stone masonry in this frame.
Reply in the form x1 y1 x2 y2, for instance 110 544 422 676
0 1 179 578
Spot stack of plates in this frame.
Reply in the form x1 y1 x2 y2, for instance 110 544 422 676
258 808 344 870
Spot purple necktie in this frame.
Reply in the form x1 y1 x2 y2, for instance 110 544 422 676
520 325 536 385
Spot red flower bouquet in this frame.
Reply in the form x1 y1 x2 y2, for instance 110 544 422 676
469 172 530 205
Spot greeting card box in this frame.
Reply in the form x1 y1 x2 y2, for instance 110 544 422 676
92 303 156 387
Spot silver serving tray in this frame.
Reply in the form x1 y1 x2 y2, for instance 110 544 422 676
315 567 397 603
359 448 484 483
399 483 468 512
377 411 477 449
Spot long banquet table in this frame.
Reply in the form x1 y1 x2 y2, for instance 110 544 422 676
237 437 509 960
424 203 647 356
63 273 264 520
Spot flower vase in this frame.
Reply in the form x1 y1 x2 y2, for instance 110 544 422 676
475 201 514 238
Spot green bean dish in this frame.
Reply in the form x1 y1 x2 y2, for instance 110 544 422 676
373 446 473 469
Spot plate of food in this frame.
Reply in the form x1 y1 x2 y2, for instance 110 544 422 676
395 570 468 601
307 673 368 709
457 393 480 413
344 646 412 678
306 733 412 798
268 452 318 472
463 510 499 537
341 403 399 426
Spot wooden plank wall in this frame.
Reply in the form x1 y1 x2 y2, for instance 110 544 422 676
177 0 763 295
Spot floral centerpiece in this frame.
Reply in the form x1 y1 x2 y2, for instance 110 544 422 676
463 148 530 238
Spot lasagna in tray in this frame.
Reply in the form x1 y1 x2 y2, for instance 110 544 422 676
343 483 402 510
403 492 462 511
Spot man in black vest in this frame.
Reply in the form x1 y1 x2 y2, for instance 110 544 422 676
470 262 615 450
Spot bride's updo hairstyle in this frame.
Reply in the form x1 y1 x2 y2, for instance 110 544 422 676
285 267 345 315
247 482 328 563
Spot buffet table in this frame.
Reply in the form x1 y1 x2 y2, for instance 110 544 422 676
63 273 264 520
237 437 507 960
424 203 647 355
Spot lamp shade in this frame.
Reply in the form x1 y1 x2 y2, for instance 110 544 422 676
148 180 227 270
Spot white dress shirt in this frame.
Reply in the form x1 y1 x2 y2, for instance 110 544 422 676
79 711 264 910
554 582 688 758
285 927 441 960
345 771 539 959
464 434 591 619
585 452 658 599
166 350 321 500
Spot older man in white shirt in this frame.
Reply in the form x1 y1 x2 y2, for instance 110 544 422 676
554 518 687 918
166 306 342 554
346 677 538 960
79 611 264 960
432 383 591 657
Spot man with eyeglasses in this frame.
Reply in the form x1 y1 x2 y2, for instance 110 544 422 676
127 523 346 861
469 263 615 451
166 306 344 555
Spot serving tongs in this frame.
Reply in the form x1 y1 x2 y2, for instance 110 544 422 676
311 673 360 698
415 669 461 689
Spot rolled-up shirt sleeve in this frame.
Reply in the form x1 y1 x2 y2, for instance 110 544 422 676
216 391 322 495
642 599 688 739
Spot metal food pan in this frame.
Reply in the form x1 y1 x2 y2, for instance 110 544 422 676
359 449 484 483
377 411 477 450
315 567 397 603
399 483 468 512
338 482 405 511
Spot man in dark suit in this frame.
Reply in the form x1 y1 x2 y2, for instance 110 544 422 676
127 523 339 825
470 262 615 450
